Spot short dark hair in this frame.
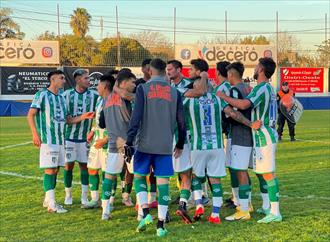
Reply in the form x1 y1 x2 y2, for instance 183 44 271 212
226 62 244 78
117 71 136 85
73 69 88 79
47 70 64 81
150 58 166 74
259 57 276 79
167 60 183 70
108 69 119 76
142 58 152 67
216 61 230 78
100 73 116 91
119 68 132 74
191 58 209 72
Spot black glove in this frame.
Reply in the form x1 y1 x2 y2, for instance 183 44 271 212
124 144 135 163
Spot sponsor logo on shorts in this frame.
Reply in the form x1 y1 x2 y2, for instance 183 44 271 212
51 157 57 163
66 153 71 159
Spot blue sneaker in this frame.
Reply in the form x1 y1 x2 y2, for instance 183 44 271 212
257 213 282 223
157 228 168 237
136 214 153 232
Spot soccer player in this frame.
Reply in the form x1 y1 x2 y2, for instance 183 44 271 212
125 58 186 237
222 62 254 221
98 71 136 220
185 61 261 224
217 57 282 223
27 70 94 213
62 69 99 206
166 59 209 223
83 73 116 209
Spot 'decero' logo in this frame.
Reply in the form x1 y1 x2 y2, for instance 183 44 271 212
42 47 53 58
180 49 191 60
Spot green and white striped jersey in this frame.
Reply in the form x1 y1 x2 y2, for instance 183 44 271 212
184 93 228 150
63 88 99 141
31 89 67 145
247 82 278 147
91 96 108 150
214 80 231 95
171 77 193 98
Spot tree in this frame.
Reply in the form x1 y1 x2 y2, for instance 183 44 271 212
130 31 174 60
0 8 25 39
240 35 270 45
99 37 151 66
197 35 240 45
36 31 57 41
70 8 91 38
316 39 330 68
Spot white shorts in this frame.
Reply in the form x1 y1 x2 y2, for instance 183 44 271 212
87 146 107 170
173 144 192 173
229 145 253 170
65 141 89 163
224 138 231 167
105 152 134 175
40 144 65 169
253 144 277 174
191 149 226 178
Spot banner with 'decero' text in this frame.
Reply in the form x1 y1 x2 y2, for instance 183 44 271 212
0 39 59 64
176 44 276 66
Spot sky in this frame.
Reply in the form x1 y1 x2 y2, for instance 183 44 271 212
2 0 330 53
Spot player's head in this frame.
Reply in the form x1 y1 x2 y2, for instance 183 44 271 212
73 69 90 89
109 69 119 79
189 58 209 79
226 62 244 85
97 73 115 97
116 70 136 92
141 58 152 80
166 60 183 80
48 70 66 89
216 61 230 81
253 57 276 81
119 68 132 74
149 58 166 77
281 81 289 92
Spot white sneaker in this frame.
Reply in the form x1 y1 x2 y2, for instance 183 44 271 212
122 196 134 207
81 200 100 209
64 196 72 205
81 198 89 208
101 213 111 220
137 213 143 221
48 204 68 214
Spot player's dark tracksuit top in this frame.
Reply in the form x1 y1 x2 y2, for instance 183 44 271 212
229 82 253 147
126 76 186 155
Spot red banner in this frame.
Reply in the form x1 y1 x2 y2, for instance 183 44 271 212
280 67 324 93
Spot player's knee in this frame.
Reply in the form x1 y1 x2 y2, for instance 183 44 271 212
156 177 169 185
44 168 57 175
88 169 98 175
263 172 276 181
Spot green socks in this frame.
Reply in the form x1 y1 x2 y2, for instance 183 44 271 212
64 169 73 188
266 178 280 202
89 173 100 191
101 178 113 200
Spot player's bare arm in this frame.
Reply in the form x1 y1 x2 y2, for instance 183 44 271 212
224 106 262 130
184 71 208 98
94 137 109 149
217 91 251 110
66 112 95 124
27 108 41 147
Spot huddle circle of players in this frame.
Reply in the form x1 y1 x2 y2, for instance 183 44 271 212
27 57 282 237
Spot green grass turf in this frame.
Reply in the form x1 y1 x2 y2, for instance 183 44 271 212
0 110 329 241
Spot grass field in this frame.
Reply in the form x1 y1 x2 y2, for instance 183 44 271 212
0 110 330 242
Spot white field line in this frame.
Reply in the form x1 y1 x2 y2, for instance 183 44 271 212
0 141 33 150
282 138 330 144
0 170 329 201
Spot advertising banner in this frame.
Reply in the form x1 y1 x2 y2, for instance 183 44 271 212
176 44 276 66
280 67 324 93
0 39 59 64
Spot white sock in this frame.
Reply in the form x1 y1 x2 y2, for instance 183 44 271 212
202 182 208 197
179 198 188 203
137 191 148 207
101 199 110 214
148 192 156 203
211 196 223 217
81 184 89 201
122 192 129 200
121 181 125 189
239 198 249 212
270 202 280 216
47 189 56 209
261 193 270 210
193 189 203 208
65 187 72 198
137 199 143 216
91 190 99 201
158 205 168 220
232 187 239 206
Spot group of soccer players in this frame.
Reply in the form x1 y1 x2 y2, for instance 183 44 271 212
27 56 282 237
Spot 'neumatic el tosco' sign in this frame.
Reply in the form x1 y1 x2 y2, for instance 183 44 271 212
176 44 276 66
280 67 324 93
0 39 59 64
